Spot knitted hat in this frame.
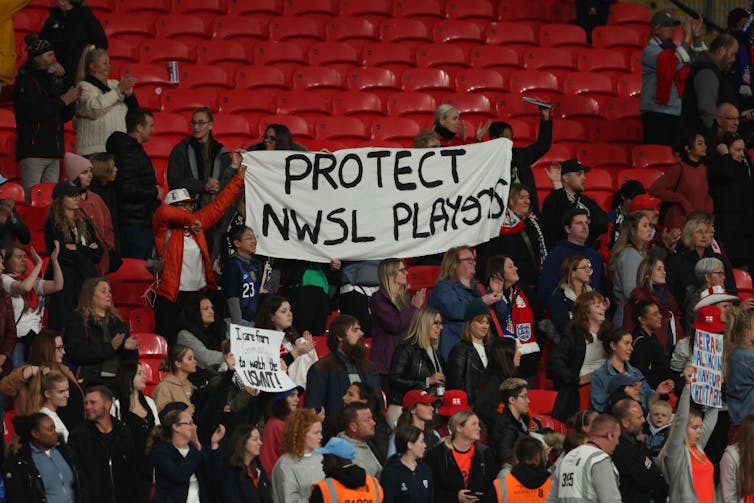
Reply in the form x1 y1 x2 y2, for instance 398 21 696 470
64 153 92 182
465 298 490 321
24 34 53 59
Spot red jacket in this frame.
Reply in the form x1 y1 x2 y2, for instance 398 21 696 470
153 174 243 302
80 189 115 275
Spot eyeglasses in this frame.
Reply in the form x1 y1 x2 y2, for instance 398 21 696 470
459 258 476 264
177 421 195 427
576 264 593 271
516 394 530 400
433 320 444 326
711 271 725 276
240 236 257 242
263 135 277 141
190 120 211 127
54 346 65 351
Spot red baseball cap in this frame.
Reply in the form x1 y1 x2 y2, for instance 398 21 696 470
402 389 440 411
629 194 661 213
438 389 471 417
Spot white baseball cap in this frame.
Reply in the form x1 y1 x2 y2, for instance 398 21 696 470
165 188 196 205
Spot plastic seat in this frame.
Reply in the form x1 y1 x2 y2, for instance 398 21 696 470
432 20 484 50
211 16 267 44
604 97 641 121
122 63 176 110
226 0 281 18
268 16 325 45
551 119 588 146
445 0 496 23
102 15 155 44
577 49 629 75
393 0 445 24
528 389 557 415
144 136 174 160
109 257 153 283
0 109 15 132
213 114 252 146
592 25 644 53
160 88 219 115
734 269 754 290
522 47 576 81
155 14 211 47
485 22 537 50
308 42 361 69
371 117 422 144
115 0 170 13
499 1 549 24
171 0 226 15
415 44 469 72
386 92 437 120
340 0 391 23
440 93 494 123
331 91 384 121
29 183 54 208
538 23 588 49
315 116 368 141
617 168 664 189
531 143 573 170
615 73 642 98
555 95 602 124
107 38 138 75
576 143 630 171
362 43 415 74
496 93 543 121
282 0 337 20
455 68 507 94
378 18 432 46
590 120 643 151
509 70 561 101
219 89 277 122
4 410 15 446
562 71 615 110
139 40 193 65
133 333 168 358
608 2 650 25
258 115 313 140
406 265 440 294
632 144 678 170
324 17 378 50
180 65 232 90
291 67 346 92
584 168 614 191
196 40 250 73
346 67 400 101
235 66 289 91
469 46 521 75
276 91 332 121
253 41 307 72
0 182 25 204
400 68 452 98
12 10 43 36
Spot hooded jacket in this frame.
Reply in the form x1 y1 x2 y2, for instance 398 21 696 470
310 464 379 503
379 454 434 503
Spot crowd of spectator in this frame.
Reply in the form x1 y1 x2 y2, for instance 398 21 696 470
3 1 754 502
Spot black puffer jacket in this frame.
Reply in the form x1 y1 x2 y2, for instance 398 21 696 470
547 326 588 423
13 64 74 160
424 441 497 503
446 340 486 406
40 4 108 88
388 339 446 406
106 131 159 227
4 441 85 503
489 406 542 470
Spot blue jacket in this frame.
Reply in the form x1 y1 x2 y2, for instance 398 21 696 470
379 455 434 503
427 280 480 361
727 348 754 425
538 240 607 303
150 440 222 503
591 361 654 412
303 351 382 420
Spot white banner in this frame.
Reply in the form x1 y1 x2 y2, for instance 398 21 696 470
242 139 512 261
229 323 297 392
691 329 723 408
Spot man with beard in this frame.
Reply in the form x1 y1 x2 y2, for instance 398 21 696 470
304 315 382 422
611 398 666 502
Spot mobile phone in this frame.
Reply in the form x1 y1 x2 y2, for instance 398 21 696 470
466 490 485 497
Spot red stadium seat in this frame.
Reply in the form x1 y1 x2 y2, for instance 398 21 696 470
378 18 432 46
393 0 445 24
226 0 281 18
562 72 615 100
108 38 138 75
109 257 153 283
219 89 277 122
144 137 174 160
102 15 155 44
608 2 651 26
522 47 576 81
591 121 644 156
446 0 496 23
548 0 578 23
406 265 440 295
499 1 549 24
211 16 267 44
432 20 484 51
133 333 168 358
235 66 289 91
371 118 422 145
0 109 13 132
415 43 469 72
551 119 588 146
12 10 44 36
496 92 543 121
615 73 643 98
258 115 313 140
212 114 252 145
324 17 379 50
528 389 557 415
485 22 537 50
196 40 251 72
180 65 232 90
617 168 664 189
154 112 194 140
129 307 156 333
584 191 612 213
509 70 561 101
576 143 630 171
291 67 346 92
386 92 437 120
629 50 643 73
315 116 368 141
531 143 572 169
172 0 226 15
139 40 194 65
268 16 325 45
4 410 15 446
308 42 361 70
585 168 614 191
346 67 401 101
538 24 588 49
155 14 211 47
331 92 385 121
160 88 219 115
115 0 170 14
604 97 641 121
339 0 391 23
0 182 25 204
734 268 754 290
440 93 494 123
469 46 521 76
400 68 453 100
632 144 679 170
362 43 415 74
592 26 644 53
276 91 332 121
554 96 602 129
253 41 307 72
30 183 55 207
282 0 337 20
455 68 507 95
577 49 629 75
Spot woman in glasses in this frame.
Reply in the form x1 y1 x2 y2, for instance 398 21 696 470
248 124 307 152
550 255 593 334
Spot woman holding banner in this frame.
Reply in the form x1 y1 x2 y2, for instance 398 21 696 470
432 104 490 147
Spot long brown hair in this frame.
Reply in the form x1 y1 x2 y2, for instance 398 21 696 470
77 277 122 322
723 307 754 379
636 256 662 290
377 258 409 309
280 408 322 460
609 211 648 273
461 314 491 345
226 424 262 475
557 255 587 291
437 246 471 282
48 198 92 244
568 291 606 343
738 415 754 496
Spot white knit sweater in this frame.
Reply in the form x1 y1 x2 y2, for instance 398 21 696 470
74 79 129 156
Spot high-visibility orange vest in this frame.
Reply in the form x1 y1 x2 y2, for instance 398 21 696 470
493 474 551 503
312 474 383 503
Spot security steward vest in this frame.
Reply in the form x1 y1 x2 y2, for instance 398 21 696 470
312 474 383 503
553 444 618 503
494 474 551 502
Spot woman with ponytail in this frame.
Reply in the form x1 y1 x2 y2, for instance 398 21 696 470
724 307 754 427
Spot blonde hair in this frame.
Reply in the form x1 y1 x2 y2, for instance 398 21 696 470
636 256 663 291
442 410 476 448
649 400 672 415
609 212 648 273
405 307 440 351
75 44 108 84
90 152 116 186
434 104 458 127
438 246 472 282
377 258 409 310
723 307 754 379
681 212 712 248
